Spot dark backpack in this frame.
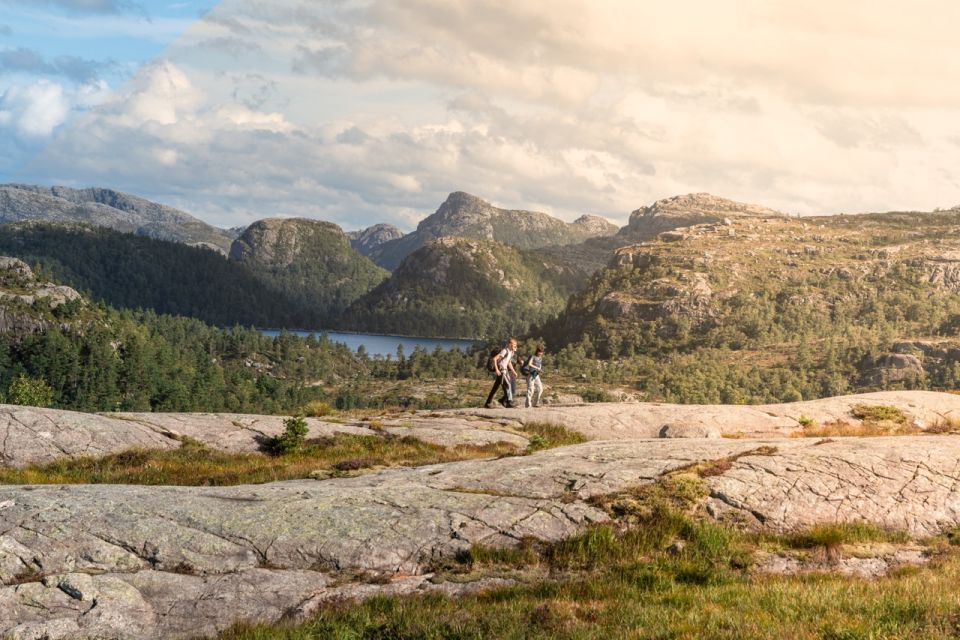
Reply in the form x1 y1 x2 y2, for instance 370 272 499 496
486 348 500 372
519 355 534 376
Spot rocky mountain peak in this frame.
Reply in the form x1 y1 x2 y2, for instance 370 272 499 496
229 218 348 266
643 193 783 219
347 223 404 258
572 214 618 235
368 192 621 270
619 193 782 241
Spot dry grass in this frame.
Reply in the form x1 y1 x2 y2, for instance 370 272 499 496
797 420 922 437
0 435 520 487
795 404 922 437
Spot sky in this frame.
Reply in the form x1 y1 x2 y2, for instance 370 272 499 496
2 1 960 231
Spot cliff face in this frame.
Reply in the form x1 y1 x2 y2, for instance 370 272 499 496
0 185 236 254
368 192 618 270
341 236 574 339
230 218 388 324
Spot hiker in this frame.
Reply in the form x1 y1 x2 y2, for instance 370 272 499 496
522 345 545 408
485 337 518 408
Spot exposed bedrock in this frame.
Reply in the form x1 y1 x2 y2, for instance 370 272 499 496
3 436 960 637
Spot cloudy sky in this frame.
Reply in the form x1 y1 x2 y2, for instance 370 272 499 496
2 1 960 230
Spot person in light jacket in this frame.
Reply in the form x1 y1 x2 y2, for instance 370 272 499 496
485 337 518 408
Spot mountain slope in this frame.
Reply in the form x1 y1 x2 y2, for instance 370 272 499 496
347 224 404 257
0 222 307 328
546 208 960 395
340 237 575 339
368 192 617 270
0 184 236 254
231 218 388 326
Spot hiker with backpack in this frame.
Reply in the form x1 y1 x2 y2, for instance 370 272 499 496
485 337 518 408
520 346 545 408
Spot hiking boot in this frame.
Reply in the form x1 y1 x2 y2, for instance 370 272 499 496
484 402 495 409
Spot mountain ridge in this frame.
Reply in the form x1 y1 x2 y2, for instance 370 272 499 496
0 184 237 254
367 191 618 270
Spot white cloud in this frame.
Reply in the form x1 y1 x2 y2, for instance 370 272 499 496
17 0 960 230
0 80 70 136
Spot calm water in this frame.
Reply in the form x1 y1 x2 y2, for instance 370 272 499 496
259 330 476 358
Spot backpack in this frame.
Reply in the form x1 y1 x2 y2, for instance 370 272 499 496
519 355 534 376
486 348 500 372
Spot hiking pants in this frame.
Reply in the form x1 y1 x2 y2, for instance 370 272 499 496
526 375 543 408
486 372 513 406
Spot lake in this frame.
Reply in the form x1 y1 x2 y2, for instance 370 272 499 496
260 330 477 358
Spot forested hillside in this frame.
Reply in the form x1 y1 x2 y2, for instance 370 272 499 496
231 218 388 327
541 209 960 403
341 237 576 339
0 222 306 328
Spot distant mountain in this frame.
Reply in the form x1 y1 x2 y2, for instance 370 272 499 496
347 223 403 257
535 193 784 284
340 237 576 339
231 218 388 325
618 192 783 242
368 191 618 270
0 184 237 254
547 207 960 366
0 222 308 328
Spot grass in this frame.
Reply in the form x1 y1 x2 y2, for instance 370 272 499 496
0 435 520 487
217 554 960 639
851 404 908 424
214 473 953 640
519 421 588 452
796 404 921 437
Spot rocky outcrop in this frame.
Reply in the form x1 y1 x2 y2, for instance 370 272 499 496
0 257 81 333
369 192 618 270
0 185 235 254
4 432 960 637
3 391 959 468
347 223 404 257
461 390 960 440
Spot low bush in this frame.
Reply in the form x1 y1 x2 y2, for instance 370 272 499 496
264 416 310 455
301 400 335 417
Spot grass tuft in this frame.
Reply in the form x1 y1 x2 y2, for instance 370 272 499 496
0 435 519 487
519 421 587 452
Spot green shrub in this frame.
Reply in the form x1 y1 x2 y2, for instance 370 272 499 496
526 434 548 453
851 404 907 424
264 416 309 456
7 374 55 408
798 415 817 428
580 389 614 403
301 400 334 417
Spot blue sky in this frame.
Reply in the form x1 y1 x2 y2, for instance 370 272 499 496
2 1 960 231
0 1 210 178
